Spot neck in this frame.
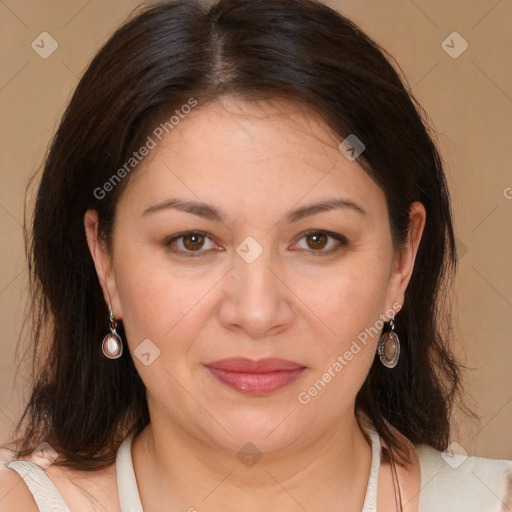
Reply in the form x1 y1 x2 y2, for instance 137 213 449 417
132 407 373 512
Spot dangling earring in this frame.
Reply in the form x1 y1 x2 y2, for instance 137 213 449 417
377 316 400 368
101 297 123 359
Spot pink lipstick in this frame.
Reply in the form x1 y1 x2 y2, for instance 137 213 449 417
205 357 306 395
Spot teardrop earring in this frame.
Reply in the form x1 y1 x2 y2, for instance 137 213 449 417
101 298 123 359
377 316 400 368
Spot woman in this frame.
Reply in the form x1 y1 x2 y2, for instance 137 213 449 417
1 0 511 510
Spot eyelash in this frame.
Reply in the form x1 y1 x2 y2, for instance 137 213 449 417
164 230 347 258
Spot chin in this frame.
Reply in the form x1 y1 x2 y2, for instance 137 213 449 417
206 408 303 454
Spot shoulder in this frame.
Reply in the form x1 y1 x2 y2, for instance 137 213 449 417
0 463 39 512
415 443 512 512
0 453 120 512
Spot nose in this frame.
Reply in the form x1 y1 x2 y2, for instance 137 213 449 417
217 245 296 339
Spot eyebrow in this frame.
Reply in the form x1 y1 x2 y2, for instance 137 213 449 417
141 197 367 223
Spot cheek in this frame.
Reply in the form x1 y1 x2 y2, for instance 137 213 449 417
112 246 202 353
294 264 390 417
304 257 392 343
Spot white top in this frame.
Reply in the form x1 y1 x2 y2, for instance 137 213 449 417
5 420 512 511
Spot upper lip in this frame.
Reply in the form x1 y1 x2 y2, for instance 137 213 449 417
205 357 305 373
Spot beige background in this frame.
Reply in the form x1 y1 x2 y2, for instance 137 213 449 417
0 0 510 460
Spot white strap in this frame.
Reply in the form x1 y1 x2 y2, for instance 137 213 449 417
5 460 70 512
116 433 144 512
361 426 381 512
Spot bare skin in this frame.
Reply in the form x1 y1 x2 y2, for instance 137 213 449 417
1 96 425 512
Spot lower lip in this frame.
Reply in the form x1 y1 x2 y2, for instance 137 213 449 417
206 367 305 395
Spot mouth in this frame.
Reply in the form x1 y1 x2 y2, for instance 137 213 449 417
204 357 306 396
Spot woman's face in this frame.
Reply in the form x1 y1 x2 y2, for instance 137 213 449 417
86 96 424 454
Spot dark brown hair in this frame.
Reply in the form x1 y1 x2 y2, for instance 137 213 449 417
11 0 468 469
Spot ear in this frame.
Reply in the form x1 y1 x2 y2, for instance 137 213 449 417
385 201 426 316
84 209 123 319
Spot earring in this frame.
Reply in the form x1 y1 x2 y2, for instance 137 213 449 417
377 316 400 368
101 298 123 359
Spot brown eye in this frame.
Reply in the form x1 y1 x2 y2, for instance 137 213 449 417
306 233 328 250
182 233 205 251
165 231 217 257
293 230 347 256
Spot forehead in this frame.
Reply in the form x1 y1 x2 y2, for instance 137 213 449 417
117 96 386 221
